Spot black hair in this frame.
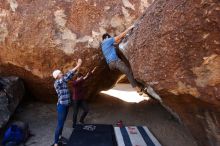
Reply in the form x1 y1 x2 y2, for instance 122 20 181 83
77 73 83 78
102 33 111 40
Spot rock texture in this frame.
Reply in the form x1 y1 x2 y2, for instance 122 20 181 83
0 76 25 129
1 0 220 145
123 0 220 145
0 0 153 102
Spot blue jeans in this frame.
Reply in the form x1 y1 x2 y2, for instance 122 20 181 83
54 104 69 144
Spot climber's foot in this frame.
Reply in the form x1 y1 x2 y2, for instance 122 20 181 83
143 86 162 102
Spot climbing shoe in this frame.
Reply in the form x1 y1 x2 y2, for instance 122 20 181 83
143 86 162 102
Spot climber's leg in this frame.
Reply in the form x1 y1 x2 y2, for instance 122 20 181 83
109 59 142 93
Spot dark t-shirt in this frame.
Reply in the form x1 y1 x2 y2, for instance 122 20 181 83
72 78 84 100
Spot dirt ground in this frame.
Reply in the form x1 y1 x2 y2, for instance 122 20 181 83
0 85 198 146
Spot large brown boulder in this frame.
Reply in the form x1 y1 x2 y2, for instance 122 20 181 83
123 0 220 145
0 0 153 102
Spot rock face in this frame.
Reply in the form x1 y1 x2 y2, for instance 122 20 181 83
0 0 153 102
123 0 220 145
1 0 220 145
0 77 25 129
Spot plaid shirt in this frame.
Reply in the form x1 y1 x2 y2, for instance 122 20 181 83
54 70 75 105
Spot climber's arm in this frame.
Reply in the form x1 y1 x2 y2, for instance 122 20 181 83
83 67 97 80
114 25 134 44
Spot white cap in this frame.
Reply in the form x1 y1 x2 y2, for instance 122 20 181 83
52 70 61 79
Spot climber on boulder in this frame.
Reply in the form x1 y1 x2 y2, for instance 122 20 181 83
52 58 82 146
101 25 143 95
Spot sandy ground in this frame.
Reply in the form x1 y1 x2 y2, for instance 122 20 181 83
0 84 197 146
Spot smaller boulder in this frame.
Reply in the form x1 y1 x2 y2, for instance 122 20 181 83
0 77 25 129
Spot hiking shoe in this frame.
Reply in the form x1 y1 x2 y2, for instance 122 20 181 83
72 123 76 128
79 120 84 124
59 136 68 145
79 122 83 124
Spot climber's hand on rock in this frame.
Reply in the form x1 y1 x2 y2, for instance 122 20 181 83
128 25 135 30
